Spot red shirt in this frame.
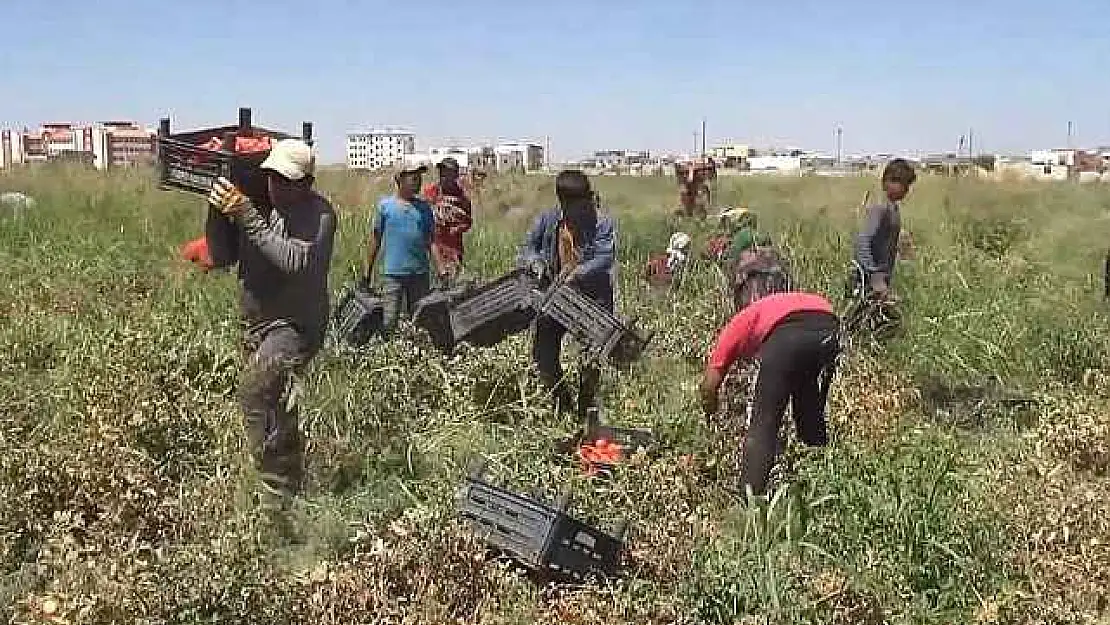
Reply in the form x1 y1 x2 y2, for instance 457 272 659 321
707 291 835 372
422 181 473 260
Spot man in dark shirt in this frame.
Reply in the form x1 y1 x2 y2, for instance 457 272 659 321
854 158 916 299
518 170 616 418
207 138 337 500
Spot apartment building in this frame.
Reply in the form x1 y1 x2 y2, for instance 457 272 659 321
0 121 155 170
494 142 545 173
347 127 416 170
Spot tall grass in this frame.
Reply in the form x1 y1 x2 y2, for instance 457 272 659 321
1 164 1108 623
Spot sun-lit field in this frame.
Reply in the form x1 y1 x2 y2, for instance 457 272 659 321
2 165 1109 624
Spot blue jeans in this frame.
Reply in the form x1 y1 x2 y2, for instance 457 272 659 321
382 273 431 335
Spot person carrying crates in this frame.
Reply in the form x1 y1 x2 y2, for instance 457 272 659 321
205 138 338 502
518 170 616 418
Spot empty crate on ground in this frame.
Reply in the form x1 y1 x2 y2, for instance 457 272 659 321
457 460 628 583
334 283 385 347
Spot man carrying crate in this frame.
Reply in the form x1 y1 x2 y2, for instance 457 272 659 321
518 170 616 418
205 138 337 501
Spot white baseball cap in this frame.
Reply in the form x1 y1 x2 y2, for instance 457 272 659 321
260 138 316 181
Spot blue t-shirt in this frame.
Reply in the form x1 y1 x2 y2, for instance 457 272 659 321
374 196 434 276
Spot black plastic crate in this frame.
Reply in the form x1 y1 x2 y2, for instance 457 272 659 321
449 268 540 346
414 269 541 353
333 283 384 347
413 286 467 352
457 460 627 583
156 107 311 202
537 284 652 365
583 407 654 451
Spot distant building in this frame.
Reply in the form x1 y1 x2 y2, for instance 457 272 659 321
494 142 545 173
92 122 156 170
1 121 154 170
347 127 416 170
710 143 751 168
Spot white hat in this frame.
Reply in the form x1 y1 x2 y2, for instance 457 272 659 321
260 138 316 181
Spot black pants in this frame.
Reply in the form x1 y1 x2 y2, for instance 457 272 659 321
741 311 840 496
533 314 601 418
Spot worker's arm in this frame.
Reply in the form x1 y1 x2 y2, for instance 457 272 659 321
205 204 239 269
570 217 615 281
236 200 336 275
700 308 758 415
855 203 888 279
363 201 385 285
517 211 548 267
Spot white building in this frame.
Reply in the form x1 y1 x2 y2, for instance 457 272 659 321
494 142 545 173
347 127 416 170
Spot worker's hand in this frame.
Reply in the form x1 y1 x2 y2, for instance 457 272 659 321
208 177 249 217
700 370 724 416
701 388 719 417
526 259 548 282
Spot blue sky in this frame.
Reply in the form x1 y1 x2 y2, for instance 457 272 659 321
2 0 1108 163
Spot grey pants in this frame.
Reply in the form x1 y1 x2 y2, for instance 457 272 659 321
382 273 431 335
239 320 320 494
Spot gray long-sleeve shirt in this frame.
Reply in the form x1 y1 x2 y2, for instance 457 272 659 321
855 201 901 282
206 192 338 344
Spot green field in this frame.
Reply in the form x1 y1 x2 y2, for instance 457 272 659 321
2 166 1109 624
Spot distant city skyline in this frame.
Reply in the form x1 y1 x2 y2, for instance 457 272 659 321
3 0 1108 164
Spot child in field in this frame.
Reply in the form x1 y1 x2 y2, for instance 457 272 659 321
853 159 916 299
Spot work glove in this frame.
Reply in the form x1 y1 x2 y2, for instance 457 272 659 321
526 259 548 282
208 176 249 217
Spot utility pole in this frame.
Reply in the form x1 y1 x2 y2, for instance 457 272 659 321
968 128 974 158
545 135 551 170
1067 121 1074 149
701 117 707 156
692 131 699 156
835 126 843 164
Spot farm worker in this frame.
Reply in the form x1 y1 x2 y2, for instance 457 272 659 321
362 164 436 335
643 232 691 286
853 158 917 299
700 291 841 497
181 236 214 272
518 170 616 418
205 138 338 501
718 208 772 263
422 156 473 288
